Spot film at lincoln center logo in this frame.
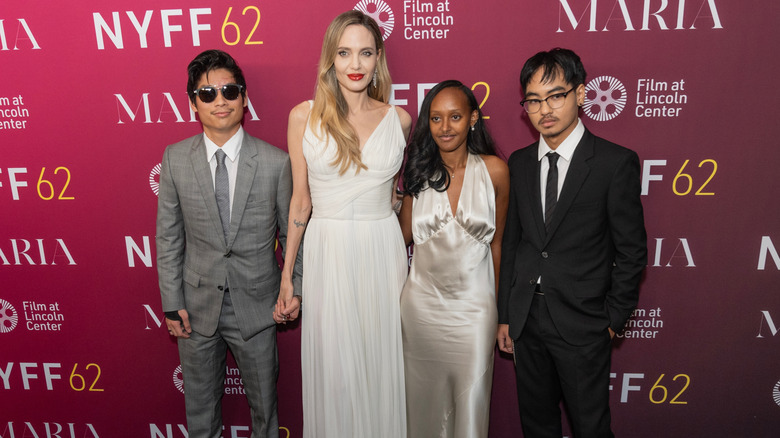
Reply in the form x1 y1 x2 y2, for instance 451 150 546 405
0 299 19 333
173 365 185 393
774 379 780 407
583 76 627 122
354 0 394 40
149 163 161 196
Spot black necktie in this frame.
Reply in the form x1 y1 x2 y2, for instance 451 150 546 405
545 152 559 232
215 149 230 243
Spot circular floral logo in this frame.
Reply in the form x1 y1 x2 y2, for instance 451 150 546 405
583 76 627 121
355 0 394 40
173 365 185 394
0 299 18 334
149 163 161 196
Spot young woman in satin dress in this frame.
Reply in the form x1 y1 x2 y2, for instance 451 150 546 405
399 80 509 438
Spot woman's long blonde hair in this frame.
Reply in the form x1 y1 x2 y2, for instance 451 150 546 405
309 10 392 175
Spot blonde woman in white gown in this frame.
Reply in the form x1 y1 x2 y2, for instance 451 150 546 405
274 10 412 438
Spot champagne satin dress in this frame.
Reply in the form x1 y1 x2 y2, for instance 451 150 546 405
401 153 498 438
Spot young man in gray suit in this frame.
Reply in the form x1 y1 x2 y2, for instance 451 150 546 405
497 48 647 437
157 49 302 438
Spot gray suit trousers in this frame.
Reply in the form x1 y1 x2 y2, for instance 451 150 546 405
178 292 279 438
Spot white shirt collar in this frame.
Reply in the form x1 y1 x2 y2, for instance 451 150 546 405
204 127 244 162
537 118 585 162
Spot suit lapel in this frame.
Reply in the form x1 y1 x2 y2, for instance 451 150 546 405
229 135 259 248
522 143 547 243
544 130 594 244
189 137 228 247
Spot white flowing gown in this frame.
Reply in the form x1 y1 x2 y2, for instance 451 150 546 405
301 105 408 438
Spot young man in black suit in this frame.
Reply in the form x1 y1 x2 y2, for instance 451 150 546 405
497 48 647 437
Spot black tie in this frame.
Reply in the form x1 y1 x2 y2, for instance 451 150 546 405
545 152 559 232
215 149 230 243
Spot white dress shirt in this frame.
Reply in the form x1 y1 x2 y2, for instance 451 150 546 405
537 119 585 285
538 118 585 219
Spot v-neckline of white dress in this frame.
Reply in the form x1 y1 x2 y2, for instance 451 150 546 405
444 153 472 218
359 105 393 153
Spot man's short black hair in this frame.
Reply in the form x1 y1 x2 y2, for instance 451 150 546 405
520 48 587 94
187 50 247 103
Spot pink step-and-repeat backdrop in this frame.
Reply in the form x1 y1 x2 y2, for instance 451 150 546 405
2 0 779 436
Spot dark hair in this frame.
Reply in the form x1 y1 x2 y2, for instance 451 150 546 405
519 48 586 94
187 49 247 103
403 80 497 197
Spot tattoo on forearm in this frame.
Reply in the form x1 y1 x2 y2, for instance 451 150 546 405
294 219 307 228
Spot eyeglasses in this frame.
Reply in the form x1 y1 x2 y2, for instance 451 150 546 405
192 84 244 103
520 88 575 114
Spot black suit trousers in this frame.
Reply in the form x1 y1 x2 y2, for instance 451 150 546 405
514 294 614 438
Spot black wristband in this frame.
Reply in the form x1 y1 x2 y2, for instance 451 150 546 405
165 311 182 322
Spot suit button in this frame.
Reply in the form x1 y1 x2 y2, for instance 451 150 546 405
217 285 224 291
224 251 231 258
529 280 536 285
541 252 549 258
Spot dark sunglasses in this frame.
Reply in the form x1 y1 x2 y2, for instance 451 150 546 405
192 84 244 103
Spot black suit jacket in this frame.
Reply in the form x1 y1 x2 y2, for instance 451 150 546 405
498 129 647 346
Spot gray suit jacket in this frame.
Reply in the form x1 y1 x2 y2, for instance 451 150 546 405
156 132 302 339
